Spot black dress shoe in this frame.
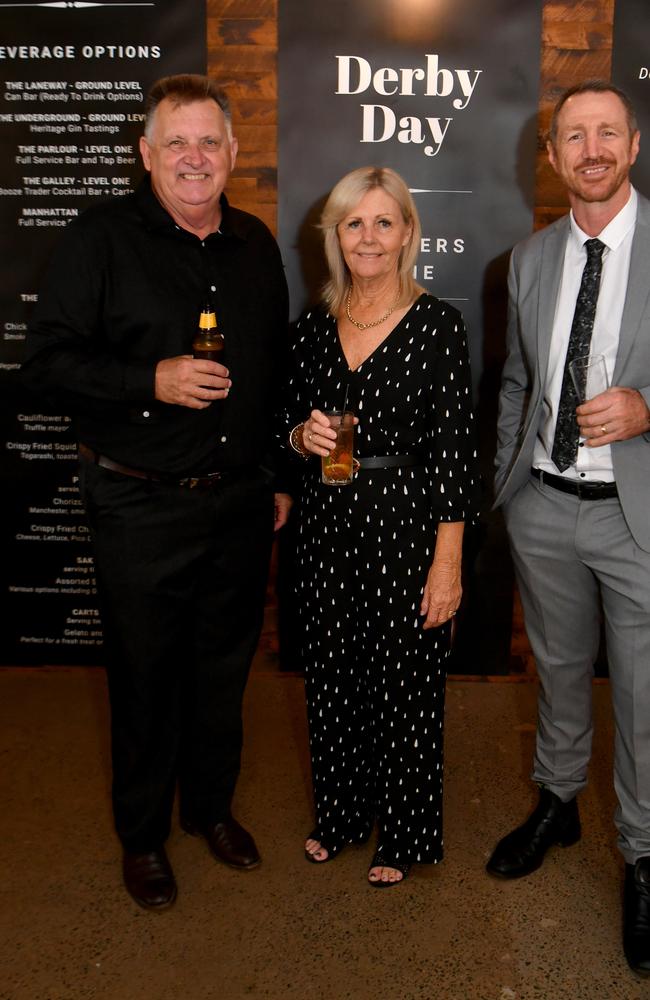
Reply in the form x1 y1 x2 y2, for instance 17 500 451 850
122 847 177 910
182 815 261 870
486 786 581 879
624 857 650 977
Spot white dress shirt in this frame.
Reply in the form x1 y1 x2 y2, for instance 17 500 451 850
533 187 638 482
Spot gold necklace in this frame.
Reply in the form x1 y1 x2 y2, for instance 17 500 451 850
345 287 398 331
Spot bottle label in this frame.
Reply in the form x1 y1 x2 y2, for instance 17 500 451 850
199 311 217 330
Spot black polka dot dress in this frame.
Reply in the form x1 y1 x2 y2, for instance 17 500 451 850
285 293 479 867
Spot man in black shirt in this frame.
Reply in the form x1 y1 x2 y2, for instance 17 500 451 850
23 74 290 910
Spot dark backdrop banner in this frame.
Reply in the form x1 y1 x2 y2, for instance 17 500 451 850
0 0 206 665
278 0 542 357
611 0 650 193
277 0 543 673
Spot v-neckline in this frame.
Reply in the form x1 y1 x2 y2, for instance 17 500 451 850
335 295 421 373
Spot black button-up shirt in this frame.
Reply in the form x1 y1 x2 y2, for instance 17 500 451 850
22 176 289 477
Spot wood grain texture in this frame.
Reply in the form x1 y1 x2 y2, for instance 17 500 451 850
215 18 276 46
207 3 278 228
544 0 614 23
543 21 611 49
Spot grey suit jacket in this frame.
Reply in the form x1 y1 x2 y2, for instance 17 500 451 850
494 192 650 551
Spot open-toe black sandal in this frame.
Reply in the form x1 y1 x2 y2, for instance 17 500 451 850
304 830 336 864
305 826 371 864
367 850 411 888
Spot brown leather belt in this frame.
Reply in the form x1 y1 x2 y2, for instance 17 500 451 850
78 443 227 489
531 467 618 500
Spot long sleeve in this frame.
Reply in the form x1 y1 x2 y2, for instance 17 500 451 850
426 304 481 523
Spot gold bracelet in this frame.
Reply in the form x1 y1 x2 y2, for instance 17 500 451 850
289 422 310 458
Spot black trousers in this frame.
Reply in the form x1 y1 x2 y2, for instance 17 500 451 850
80 459 274 852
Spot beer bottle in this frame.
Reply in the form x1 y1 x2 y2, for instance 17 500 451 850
193 305 225 363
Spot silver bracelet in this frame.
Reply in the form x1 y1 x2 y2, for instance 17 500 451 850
289 422 310 458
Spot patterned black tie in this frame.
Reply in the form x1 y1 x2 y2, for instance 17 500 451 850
551 237 606 473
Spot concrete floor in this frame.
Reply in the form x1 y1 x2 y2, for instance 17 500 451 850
0 658 645 1000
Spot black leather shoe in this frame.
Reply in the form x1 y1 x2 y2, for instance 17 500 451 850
122 847 177 910
486 786 581 879
624 858 650 977
182 815 261 870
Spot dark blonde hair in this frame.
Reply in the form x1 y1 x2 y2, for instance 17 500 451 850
144 74 232 139
320 166 424 315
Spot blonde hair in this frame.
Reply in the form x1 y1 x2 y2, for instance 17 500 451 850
320 166 424 315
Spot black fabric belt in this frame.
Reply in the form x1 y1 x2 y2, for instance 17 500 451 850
78 442 231 490
359 454 422 470
531 466 618 500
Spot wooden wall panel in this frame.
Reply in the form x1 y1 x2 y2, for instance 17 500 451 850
207 0 278 231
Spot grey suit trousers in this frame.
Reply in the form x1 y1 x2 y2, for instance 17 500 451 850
504 472 650 863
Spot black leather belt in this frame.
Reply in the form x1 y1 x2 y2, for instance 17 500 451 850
78 443 228 490
531 467 618 500
359 454 422 470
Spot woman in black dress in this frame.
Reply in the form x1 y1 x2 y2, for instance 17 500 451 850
284 166 479 886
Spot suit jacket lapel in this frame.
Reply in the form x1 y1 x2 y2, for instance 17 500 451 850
535 218 569 389
614 194 650 381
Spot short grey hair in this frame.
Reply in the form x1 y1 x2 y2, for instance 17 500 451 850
144 74 233 139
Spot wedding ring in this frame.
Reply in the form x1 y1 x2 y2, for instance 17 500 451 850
601 424 608 434
308 432 313 441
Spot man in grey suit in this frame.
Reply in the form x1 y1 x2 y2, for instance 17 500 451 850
487 80 650 977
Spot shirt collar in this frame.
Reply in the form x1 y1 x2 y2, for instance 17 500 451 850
569 186 638 253
134 174 244 242
217 195 245 241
